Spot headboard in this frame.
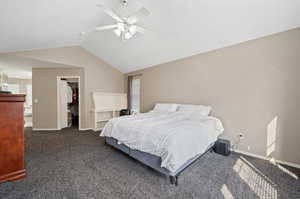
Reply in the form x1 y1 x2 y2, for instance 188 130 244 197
92 92 127 112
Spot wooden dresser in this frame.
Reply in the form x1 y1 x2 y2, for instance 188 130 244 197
0 94 26 183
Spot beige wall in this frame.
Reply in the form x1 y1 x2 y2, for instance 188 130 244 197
32 68 84 129
7 46 125 129
127 28 300 165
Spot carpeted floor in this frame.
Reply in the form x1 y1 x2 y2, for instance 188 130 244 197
0 127 299 199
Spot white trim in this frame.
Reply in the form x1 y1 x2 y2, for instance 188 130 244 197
57 76 81 130
276 160 300 169
93 128 103 132
233 149 300 169
33 128 91 131
234 150 269 161
79 128 92 131
33 128 61 131
57 77 60 129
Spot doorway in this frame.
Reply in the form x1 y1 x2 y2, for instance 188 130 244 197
57 76 81 130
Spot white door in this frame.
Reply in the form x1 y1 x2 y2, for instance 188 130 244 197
59 80 68 129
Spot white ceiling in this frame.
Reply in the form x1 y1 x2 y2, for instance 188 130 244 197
0 0 300 73
0 55 81 79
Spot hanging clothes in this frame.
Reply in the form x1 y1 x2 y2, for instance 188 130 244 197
72 87 78 104
67 85 73 103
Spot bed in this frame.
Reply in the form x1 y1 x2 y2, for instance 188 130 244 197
100 104 224 185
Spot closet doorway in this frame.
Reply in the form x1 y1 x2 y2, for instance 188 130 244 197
57 76 81 130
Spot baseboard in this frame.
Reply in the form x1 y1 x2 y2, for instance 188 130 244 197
79 128 92 131
234 150 269 161
32 128 61 131
93 128 103 132
33 127 93 131
233 149 300 169
275 159 300 169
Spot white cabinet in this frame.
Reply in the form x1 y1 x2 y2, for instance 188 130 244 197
92 110 119 131
91 92 127 131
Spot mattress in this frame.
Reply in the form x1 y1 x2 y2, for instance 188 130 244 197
100 111 224 172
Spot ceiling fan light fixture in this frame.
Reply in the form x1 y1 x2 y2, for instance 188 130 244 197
117 23 125 31
124 32 132 40
96 4 150 41
114 28 122 37
129 25 137 35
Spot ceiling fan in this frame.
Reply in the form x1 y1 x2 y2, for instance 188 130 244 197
95 0 150 41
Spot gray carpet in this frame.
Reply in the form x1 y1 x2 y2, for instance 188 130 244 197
0 127 299 199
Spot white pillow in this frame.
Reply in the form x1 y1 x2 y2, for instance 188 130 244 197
153 103 178 113
177 104 211 116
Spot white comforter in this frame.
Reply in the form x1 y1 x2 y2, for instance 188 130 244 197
100 111 224 172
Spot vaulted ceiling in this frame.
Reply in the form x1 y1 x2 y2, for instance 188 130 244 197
1 0 300 72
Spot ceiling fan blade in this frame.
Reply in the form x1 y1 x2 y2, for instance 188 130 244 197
135 26 146 34
126 7 150 24
95 24 118 31
97 4 123 23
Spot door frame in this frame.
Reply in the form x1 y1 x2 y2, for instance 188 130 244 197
57 76 81 130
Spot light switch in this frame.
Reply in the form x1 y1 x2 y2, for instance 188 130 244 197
34 99 38 103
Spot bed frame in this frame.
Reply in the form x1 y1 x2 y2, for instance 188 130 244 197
105 137 215 186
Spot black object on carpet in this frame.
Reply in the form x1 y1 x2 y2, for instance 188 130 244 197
0 127 299 199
